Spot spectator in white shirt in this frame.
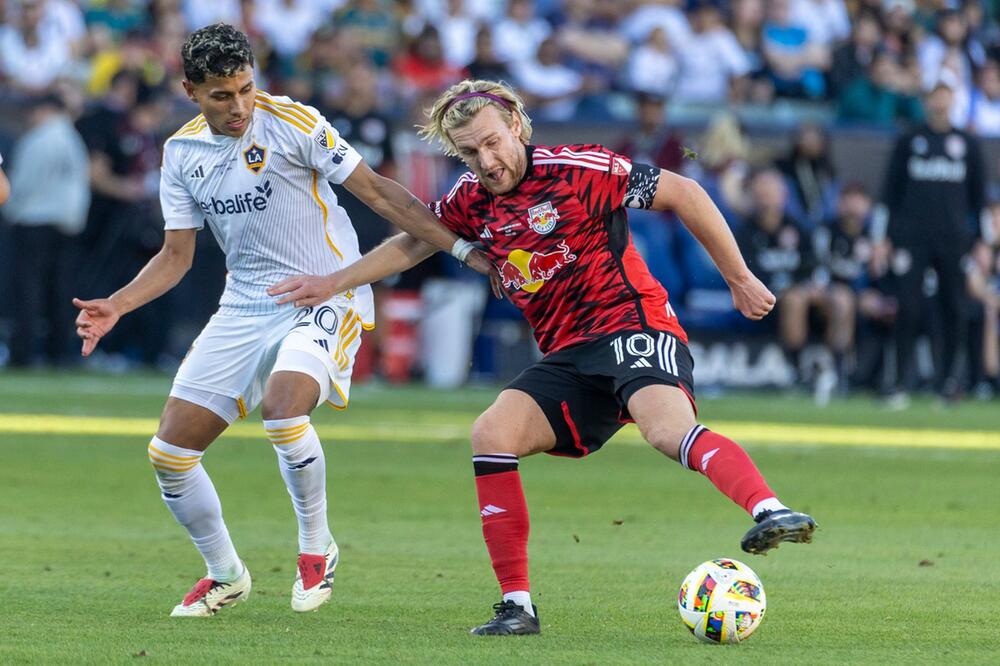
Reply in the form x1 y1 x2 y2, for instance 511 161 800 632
790 0 850 46
627 26 678 98
438 0 478 67
0 0 71 93
621 0 691 50
673 0 752 104
493 0 551 64
969 59 1000 137
514 36 587 121
253 0 322 59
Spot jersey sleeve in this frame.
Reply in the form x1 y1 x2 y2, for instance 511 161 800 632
429 175 478 241
560 145 659 219
159 143 204 231
282 100 363 185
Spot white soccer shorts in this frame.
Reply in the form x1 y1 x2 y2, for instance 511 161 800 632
170 297 370 423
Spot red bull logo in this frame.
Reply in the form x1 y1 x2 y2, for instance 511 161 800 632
499 241 577 293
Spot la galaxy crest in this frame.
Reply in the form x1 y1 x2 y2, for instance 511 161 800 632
244 143 267 174
315 127 336 151
527 201 559 235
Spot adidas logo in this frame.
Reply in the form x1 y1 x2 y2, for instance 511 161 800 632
479 226 493 239
700 448 719 470
630 358 652 369
480 504 507 517
189 165 205 179
314 339 330 351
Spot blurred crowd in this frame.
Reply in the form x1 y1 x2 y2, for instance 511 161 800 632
0 0 998 405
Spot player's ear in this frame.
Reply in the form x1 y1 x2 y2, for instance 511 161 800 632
181 80 197 104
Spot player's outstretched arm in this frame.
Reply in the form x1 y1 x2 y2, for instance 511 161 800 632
269 232 436 307
341 162 495 278
653 170 775 320
73 229 196 356
268 232 503 307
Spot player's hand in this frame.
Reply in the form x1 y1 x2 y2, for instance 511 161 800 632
72 297 121 357
464 248 504 299
728 273 776 321
268 274 337 307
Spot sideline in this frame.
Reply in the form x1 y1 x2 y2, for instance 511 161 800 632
1 413 998 450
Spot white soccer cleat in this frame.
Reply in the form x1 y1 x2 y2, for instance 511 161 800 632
291 542 338 612
170 565 252 617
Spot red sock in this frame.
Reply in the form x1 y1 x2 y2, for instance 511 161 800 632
473 455 530 594
680 426 777 516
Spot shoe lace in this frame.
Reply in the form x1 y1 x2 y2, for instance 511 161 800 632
491 600 522 619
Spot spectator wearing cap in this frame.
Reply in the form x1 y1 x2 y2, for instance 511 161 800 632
3 93 90 367
968 59 1000 137
762 0 831 99
673 0 752 105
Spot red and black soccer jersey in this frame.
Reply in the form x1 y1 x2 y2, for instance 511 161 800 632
432 144 687 355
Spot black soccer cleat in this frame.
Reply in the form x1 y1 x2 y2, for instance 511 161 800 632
741 509 817 555
469 600 540 636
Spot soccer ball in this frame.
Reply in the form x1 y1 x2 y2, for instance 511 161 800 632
677 558 767 644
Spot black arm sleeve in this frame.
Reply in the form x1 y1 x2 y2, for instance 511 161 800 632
623 162 661 210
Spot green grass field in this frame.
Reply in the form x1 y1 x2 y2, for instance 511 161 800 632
1 371 999 664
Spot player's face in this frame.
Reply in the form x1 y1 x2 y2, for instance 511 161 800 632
183 66 256 138
449 105 527 195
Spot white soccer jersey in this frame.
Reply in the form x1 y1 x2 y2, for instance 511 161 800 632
160 91 374 325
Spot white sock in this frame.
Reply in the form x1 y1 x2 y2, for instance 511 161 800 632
751 497 789 520
148 437 242 582
264 416 334 555
503 590 535 617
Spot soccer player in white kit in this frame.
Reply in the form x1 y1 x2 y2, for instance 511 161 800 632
72 23 495 617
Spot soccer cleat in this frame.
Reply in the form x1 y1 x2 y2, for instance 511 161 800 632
469 600 540 636
170 564 251 617
741 509 817 555
291 542 338 612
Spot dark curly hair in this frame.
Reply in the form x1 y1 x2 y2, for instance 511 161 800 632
182 23 254 84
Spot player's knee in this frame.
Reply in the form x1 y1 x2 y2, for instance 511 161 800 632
470 413 517 455
644 423 691 460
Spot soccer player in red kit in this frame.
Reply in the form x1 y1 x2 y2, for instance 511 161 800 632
269 80 816 635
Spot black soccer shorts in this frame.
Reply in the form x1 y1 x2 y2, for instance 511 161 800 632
506 329 696 458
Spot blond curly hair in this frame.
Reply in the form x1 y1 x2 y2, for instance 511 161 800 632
418 79 533 157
